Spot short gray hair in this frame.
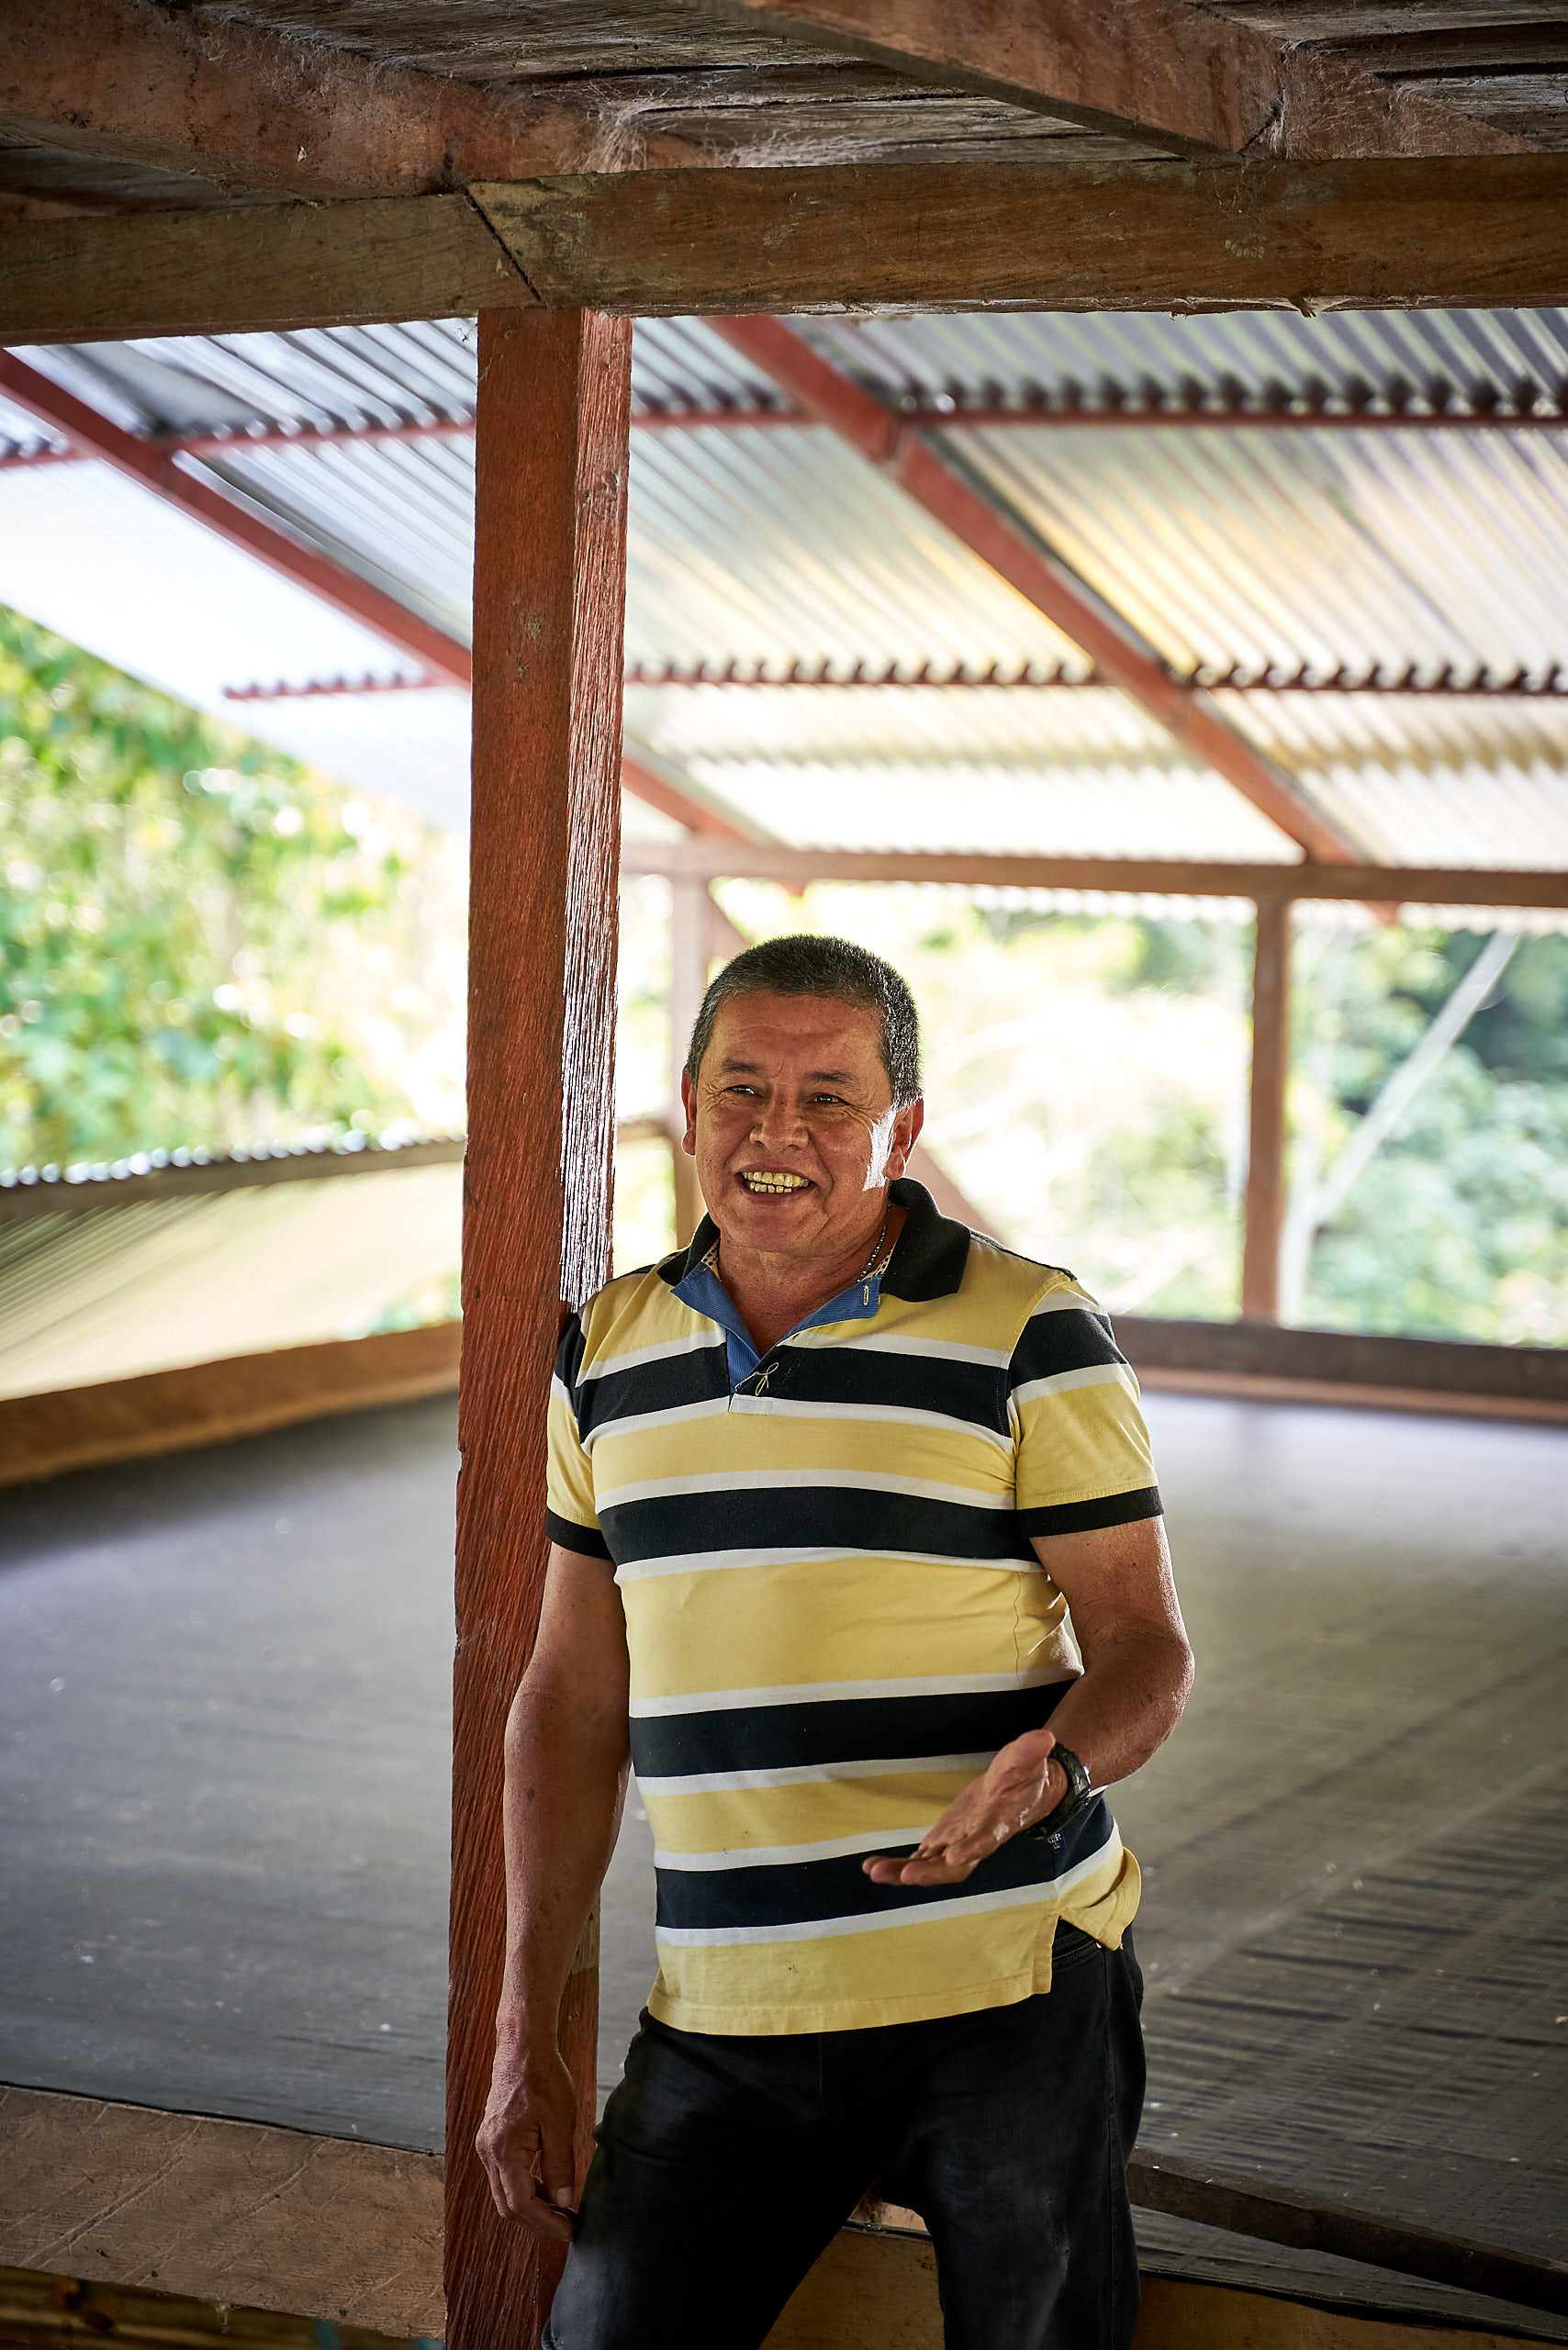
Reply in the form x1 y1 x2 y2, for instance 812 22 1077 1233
685 934 922 1107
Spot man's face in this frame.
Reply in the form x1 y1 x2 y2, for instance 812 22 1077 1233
681 990 924 1261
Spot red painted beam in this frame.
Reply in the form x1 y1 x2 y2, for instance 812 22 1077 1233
707 318 1371 867
620 752 758 841
0 350 472 689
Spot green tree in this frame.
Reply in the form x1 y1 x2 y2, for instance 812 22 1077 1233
1295 923 1568 1343
0 606 422 1169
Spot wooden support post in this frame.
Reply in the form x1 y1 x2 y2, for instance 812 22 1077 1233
667 874 711 1246
1241 898 1292 1324
449 308 632 2350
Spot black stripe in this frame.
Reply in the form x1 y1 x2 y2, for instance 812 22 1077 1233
631 1679 1073 1780
555 1313 588 1391
601 1483 1031 1566
654 1796 1113 1932
1016 1488 1162 1538
545 1508 613 1561
756 1343 1007 1431
574 1341 730 1438
1008 1304 1126 1391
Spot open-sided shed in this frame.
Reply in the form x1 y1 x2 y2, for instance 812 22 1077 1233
3 10 1568 2348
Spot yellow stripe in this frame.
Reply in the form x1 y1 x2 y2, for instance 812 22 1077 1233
1014 1377 1156 1507
646 1769 983 1855
645 1848 1139 2036
620 1555 1071 1700
591 1410 1015 1498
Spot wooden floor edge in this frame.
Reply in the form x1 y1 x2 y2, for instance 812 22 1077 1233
0 2083 442 2339
0 1324 463 1489
1132 1365 1568 1426
4 2086 1555 2350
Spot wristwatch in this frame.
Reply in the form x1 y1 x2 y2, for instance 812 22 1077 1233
1024 1743 1093 1846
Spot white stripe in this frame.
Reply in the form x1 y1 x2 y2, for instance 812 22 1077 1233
629 1667 1074 1718
618 1542 1037 1585
724 1396 1011 1452
817 1333 1013 1370
654 1833 1119 1947
635 1751 995 1796
1022 1289 1105 1319
577 1328 725 1382
582 1396 731 1450
598 1466 1012 1512
655 1824 936 1871
1012 1362 1134 1408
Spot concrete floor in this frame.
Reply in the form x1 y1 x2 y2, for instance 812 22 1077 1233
1 1389 1564 2333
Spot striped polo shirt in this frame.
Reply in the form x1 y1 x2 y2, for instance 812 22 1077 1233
546 1178 1160 2037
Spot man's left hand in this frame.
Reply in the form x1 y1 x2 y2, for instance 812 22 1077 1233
862 1729 1061 1886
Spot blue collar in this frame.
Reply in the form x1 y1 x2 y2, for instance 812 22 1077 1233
673 1248 886 1392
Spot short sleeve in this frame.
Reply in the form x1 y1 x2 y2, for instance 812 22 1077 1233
545 1314 612 1560
1010 1287 1161 1538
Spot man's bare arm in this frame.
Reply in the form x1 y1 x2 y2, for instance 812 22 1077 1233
864 1516 1192 1887
475 1543 631 2237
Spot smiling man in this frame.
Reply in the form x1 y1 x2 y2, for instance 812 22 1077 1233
476 934 1193 2350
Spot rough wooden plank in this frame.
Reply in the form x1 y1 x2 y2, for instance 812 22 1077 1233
1132 2273 1562 2348
0 0 707 207
450 308 630 2350
12 155 1568 341
1135 1366 1568 1426
619 840 1568 910
674 0 1535 160
0 193 532 343
472 152 1568 314
1241 898 1292 1323
1116 1314 1568 1404
0 2086 442 2340
0 1323 462 1491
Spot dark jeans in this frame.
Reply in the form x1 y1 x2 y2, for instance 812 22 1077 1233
543 1925 1145 2350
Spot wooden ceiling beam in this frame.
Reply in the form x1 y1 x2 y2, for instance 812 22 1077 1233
709 313 1365 864
619 840 1568 912
0 0 705 206
7 157 1568 342
672 0 1535 160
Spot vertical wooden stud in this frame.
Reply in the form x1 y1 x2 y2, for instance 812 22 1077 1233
1241 896 1291 1323
448 308 632 2350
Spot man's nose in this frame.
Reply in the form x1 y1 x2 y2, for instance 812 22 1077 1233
749 1091 808 1148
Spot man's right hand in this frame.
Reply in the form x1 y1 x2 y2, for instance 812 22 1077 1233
476 2045 580 2239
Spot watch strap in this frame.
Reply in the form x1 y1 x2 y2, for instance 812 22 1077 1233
1024 1742 1093 1845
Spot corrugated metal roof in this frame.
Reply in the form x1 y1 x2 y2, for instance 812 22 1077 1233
0 1163 461 1398
951 421 1568 684
20 316 779 441
801 309 1568 420
3 310 1568 916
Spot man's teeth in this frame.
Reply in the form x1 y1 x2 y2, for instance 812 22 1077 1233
741 1170 809 1194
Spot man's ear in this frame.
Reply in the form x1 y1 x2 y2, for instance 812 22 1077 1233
886 1097 924 1181
679 1067 699 1158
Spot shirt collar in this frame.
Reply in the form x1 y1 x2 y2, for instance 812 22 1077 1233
656 1177 971 1303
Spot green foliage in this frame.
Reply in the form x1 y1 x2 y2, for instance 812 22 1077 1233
0 607 415 1169
1295 923 1568 1343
